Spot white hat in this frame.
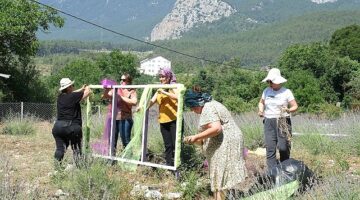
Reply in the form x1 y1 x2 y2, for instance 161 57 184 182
262 68 287 84
59 78 75 91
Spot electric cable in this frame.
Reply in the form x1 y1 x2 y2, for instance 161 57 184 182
30 0 260 71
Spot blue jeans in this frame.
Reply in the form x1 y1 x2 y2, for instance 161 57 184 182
115 118 133 149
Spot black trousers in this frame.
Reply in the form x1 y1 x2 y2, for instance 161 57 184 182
52 120 83 164
264 117 292 169
160 120 177 166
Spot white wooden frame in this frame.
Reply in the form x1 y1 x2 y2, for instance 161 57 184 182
87 84 184 170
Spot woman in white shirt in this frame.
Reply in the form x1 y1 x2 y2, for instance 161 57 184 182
258 68 298 169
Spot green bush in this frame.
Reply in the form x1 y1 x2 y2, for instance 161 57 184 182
52 159 130 200
1 115 37 135
298 174 360 200
179 171 210 200
295 133 335 156
241 124 264 150
317 103 343 120
88 112 107 139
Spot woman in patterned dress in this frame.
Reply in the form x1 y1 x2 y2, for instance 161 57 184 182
184 88 247 200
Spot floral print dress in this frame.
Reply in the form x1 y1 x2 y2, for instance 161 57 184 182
199 100 247 191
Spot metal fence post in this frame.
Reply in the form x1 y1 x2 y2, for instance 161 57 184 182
21 102 24 121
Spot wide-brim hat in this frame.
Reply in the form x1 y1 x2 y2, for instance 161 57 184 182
59 78 75 91
262 68 287 84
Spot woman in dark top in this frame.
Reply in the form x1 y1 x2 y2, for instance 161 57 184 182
52 78 91 167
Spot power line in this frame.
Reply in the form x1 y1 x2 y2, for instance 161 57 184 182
30 0 259 71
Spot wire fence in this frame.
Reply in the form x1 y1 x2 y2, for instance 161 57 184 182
0 102 102 122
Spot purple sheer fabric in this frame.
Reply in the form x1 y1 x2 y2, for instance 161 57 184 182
91 112 112 155
91 79 117 155
101 78 117 88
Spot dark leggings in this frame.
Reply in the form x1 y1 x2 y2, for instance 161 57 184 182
160 120 177 166
264 117 292 169
52 120 82 164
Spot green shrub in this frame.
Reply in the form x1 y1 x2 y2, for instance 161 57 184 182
179 171 209 200
316 103 343 120
148 129 165 155
298 174 360 200
295 133 335 155
1 115 37 135
52 159 130 200
88 113 107 139
241 123 264 150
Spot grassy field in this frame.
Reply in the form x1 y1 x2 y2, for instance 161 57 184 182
0 112 359 199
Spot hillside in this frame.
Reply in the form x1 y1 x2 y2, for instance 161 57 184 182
38 0 176 42
37 0 360 42
154 10 360 66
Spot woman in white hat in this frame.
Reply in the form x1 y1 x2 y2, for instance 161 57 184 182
258 68 298 169
52 78 91 168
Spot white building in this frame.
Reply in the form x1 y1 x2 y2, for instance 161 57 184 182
139 56 171 76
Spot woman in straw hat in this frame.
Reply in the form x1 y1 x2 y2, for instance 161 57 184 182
258 68 298 169
184 86 247 200
52 78 91 168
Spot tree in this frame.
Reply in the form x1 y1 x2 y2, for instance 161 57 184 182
279 41 360 107
0 0 63 102
282 69 325 112
279 43 339 102
330 24 360 62
47 59 103 101
192 70 215 94
96 50 139 82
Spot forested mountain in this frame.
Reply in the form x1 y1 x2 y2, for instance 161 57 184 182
155 10 360 66
37 0 360 42
38 0 176 42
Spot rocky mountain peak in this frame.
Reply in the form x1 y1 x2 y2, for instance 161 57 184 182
150 0 236 41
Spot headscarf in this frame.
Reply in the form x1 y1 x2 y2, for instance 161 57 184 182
158 67 177 84
184 90 212 108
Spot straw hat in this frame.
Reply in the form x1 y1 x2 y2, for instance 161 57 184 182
59 78 74 91
262 68 287 84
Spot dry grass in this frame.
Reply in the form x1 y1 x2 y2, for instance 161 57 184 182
0 112 359 199
0 121 57 198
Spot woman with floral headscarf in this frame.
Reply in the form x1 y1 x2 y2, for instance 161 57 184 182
148 67 179 166
184 87 247 200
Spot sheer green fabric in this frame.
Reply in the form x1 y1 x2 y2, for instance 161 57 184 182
175 84 186 168
119 86 152 170
85 84 186 171
84 97 91 153
244 180 299 200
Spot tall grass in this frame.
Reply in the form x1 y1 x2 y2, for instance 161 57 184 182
0 114 38 135
296 174 360 200
0 155 45 199
71 110 360 199
88 112 107 139
51 158 131 200
178 171 210 200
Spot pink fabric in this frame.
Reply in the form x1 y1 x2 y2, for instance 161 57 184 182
243 147 248 158
101 78 117 88
91 112 112 155
91 78 118 155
